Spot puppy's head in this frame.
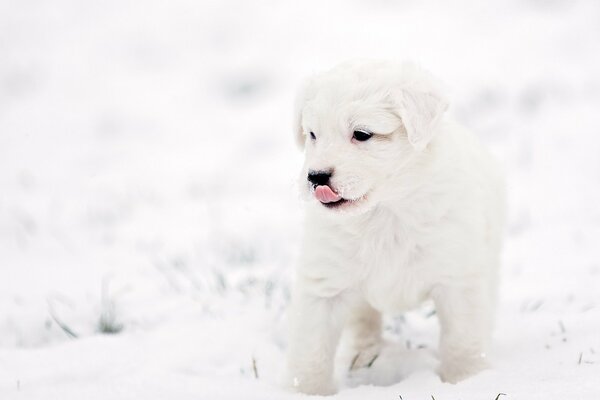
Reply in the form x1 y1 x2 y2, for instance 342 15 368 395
294 60 448 214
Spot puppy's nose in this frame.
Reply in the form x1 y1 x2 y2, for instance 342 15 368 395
307 170 332 186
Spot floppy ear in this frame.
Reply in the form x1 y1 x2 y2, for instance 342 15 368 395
394 72 449 151
292 78 316 149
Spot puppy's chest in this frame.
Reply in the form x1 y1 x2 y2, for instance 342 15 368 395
356 219 431 313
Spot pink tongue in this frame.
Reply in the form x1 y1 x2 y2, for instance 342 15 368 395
314 185 342 203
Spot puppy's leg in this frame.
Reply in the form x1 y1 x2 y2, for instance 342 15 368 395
432 283 493 383
346 301 383 370
286 287 350 395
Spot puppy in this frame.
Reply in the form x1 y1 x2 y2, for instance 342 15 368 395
286 60 505 395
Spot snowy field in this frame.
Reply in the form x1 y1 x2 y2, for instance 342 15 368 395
1 0 600 399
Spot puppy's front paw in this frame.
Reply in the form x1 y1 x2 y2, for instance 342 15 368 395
438 354 489 384
288 375 337 396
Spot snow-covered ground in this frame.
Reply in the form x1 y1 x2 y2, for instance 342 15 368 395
1 0 600 398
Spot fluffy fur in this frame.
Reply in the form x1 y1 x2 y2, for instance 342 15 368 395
286 60 506 395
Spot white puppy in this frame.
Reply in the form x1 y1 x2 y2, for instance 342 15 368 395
286 60 505 395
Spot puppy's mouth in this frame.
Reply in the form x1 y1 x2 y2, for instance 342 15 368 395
313 185 365 209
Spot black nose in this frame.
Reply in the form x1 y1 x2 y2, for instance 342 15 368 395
307 170 332 186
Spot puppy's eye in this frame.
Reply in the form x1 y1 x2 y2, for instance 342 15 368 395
352 130 372 142
309 131 316 140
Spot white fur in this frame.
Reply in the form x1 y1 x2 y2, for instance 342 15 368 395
286 60 506 395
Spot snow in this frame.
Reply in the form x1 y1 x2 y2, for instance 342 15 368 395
1 0 600 398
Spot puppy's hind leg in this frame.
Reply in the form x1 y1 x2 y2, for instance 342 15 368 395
346 301 383 370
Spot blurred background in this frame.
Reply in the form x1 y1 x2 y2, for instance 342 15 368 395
1 0 599 398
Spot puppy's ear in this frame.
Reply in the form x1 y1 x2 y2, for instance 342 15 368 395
292 78 316 149
394 67 449 151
